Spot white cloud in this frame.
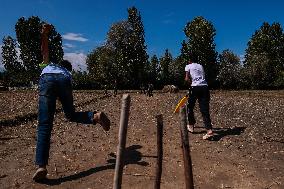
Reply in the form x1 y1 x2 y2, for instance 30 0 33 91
64 52 87 72
0 42 88 72
63 43 75 48
62 33 88 42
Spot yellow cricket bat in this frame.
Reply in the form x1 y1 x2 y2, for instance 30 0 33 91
173 95 188 113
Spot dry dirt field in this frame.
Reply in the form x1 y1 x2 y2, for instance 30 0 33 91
0 90 283 189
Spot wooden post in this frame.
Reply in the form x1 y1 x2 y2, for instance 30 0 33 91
113 94 131 189
154 114 163 189
179 106 194 189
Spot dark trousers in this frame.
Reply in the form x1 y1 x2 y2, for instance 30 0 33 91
36 73 94 166
186 85 212 130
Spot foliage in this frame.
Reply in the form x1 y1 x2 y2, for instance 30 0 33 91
180 40 190 65
184 16 218 88
148 55 159 87
159 49 173 86
15 16 63 83
244 22 284 89
3 12 284 91
217 49 242 89
87 21 131 89
126 6 148 88
171 41 193 89
72 71 96 90
87 45 116 89
273 70 284 88
87 6 148 89
170 56 188 89
1 36 27 86
244 53 275 89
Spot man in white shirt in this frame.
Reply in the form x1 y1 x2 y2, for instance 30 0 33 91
185 54 214 140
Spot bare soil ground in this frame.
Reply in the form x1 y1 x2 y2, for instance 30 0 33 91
0 90 283 189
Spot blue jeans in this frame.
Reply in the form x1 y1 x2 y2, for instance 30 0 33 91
35 73 94 166
187 86 212 130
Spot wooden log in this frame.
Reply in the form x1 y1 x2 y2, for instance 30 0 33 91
179 106 194 189
113 94 131 189
154 114 163 189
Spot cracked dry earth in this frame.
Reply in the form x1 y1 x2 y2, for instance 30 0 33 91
0 90 283 189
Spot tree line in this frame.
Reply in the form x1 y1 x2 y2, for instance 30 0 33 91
1 7 284 90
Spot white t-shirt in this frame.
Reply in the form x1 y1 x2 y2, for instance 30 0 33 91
185 63 207 86
41 63 72 79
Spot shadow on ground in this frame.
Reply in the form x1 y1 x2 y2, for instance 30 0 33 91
37 145 150 185
211 127 246 141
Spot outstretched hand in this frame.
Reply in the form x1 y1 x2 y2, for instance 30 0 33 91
41 24 52 35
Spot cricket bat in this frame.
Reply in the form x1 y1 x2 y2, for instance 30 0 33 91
173 95 188 113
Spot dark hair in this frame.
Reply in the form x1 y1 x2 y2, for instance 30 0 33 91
60 60 72 71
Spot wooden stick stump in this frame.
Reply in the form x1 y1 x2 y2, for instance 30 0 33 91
179 106 194 189
113 94 131 189
155 114 163 189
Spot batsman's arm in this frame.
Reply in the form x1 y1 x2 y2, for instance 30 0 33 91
185 71 192 85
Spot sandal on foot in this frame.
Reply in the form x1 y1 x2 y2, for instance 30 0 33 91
203 132 214 140
32 168 47 181
94 112 110 131
187 125 194 133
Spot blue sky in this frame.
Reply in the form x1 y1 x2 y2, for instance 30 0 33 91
1 0 284 71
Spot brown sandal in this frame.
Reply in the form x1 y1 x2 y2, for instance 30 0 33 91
187 125 194 133
94 112 110 131
202 132 214 140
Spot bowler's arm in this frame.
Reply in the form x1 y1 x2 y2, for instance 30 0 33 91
41 24 51 64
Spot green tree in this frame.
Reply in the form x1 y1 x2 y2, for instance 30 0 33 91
72 71 95 90
217 49 241 89
244 53 275 89
1 36 26 86
106 20 132 89
169 56 188 89
244 22 284 89
127 6 148 88
87 46 115 89
159 49 173 86
170 41 192 89
274 70 284 88
184 16 218 88
88 7 148 89
148 55 159 87
180 40 190 65
15 16 63 83
87 21 131 89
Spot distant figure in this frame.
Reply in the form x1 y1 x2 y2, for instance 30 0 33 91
104 84 108 96
185 54 214 140
140 84 146 94
147 83 154 97
32 23 111 182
